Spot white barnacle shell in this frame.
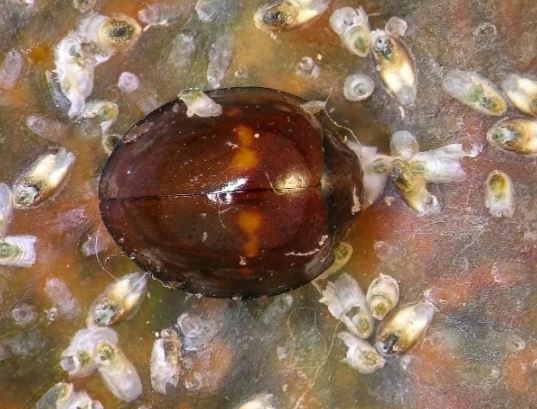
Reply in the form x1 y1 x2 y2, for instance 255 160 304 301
236 393 277 409
0 235 37 267
178 89 222 118
375 301 435 356
485 170 515 218
347 142 392 208
442 70 507 116
95 340 142 402
0 183 13 236
0 49 24 90
254 0 329 32
60 327 118 378
371 29 416 106
117 71 140 93
329 7 371 57
338 331 386 374
54 35 99 117
409 143 481 183
44 278 79 319
150 328 182 394
12 147 75 208
390 130 419 160
36 382 75 409
87 272 148 327
391 159 441 216
319 273 374 338
80 13 141 54
366 273 400 320
54 14 140 118
343 74 375 101
486 118 537 156
385 16 408 37
501 74 537 117
77 99 119 136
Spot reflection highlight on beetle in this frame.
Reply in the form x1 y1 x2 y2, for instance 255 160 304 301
99 87 362 298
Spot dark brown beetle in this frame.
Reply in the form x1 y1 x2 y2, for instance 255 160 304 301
99 87 362 297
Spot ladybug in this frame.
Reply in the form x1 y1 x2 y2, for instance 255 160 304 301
99 87 362 297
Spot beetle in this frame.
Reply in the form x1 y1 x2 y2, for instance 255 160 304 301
99 87 362 298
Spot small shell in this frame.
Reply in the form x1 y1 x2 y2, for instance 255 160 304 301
11 303 38 327
178 89 223 118
0 49 24 89
236 394 277 409
78 100 119 136
64 391 103 409
313 241 353 285
60 327 118 378
300 100 326 115
485 170 515 218
375 301 435 356
501 74 537 117
338 331 386 374
391 159 441 216
117 71 139 93
150 328 182 394
207 32 234 88
195 0 216 21
371 30 417 105
87 272 148 327
12 148 75 208
366 274 400 320
102 133 122 155
118 72 161 114
409 143 480 183
486 118 537 156
329 7 371 57
90 14 141 53
319 273 374 338
385 16 408 37
95 340 142 402
254 0 329 32
44 278 79 319
343 74 375 101
139 2 185 27
26 114 70 143
176 311 220 351
36 382 74 409
296 56 320 79
0 183 13 236
390 130 419 160
81 227 115 256
348 143 392 207
442 70 507 116
0 235 37 267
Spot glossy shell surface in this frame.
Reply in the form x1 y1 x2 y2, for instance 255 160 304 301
99 87 362 297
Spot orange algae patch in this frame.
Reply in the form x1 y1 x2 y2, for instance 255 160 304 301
27 43 53 66
501 347 537 395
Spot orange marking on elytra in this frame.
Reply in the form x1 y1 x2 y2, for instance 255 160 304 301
230 124 259 170
237 210 262 258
